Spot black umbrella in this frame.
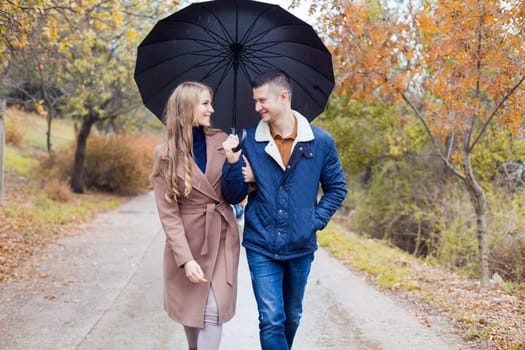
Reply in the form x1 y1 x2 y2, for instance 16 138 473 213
134 0 334 132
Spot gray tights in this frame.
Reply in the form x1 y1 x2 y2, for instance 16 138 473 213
184 287 222 350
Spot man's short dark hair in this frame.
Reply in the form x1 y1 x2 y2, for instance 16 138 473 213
252 70 293 97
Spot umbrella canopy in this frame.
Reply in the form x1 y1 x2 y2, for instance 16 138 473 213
134 0 334 132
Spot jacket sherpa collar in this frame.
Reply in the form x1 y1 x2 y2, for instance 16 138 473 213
254 111 314 170
254 110 314 143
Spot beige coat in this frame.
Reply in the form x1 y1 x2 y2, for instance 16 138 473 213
152 131 240 328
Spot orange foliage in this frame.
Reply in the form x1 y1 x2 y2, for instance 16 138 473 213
318 0 524 146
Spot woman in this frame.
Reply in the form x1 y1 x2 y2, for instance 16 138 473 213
150 81 240 350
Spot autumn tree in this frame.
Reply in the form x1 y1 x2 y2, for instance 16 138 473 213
1 1 71 152
313 0 525 286
1 1 177 193
0 99 4 203
0 1 54 202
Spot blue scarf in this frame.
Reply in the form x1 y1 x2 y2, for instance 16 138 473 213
192 126 207 173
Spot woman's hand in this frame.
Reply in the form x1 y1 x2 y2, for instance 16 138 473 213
184 260 208 284
222 134 241 163
242 155 255 183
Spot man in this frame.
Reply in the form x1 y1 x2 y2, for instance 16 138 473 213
221 70 347 350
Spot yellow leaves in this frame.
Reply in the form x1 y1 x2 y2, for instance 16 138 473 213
58 41 69 53
43 25 59 41
83 28 96 47
41 16 61 41
50 26 59 41
10 35 28 48
127 29 137 43
112 5 123 28
450 152 463 165
35 100 48 117
417 13 434 37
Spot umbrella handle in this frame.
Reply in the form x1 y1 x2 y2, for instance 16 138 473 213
232 128 247 152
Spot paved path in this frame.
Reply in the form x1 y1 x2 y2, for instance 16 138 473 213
0 192 472 349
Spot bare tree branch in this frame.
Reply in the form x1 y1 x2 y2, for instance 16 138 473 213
446 131 455 161
468 75 525 152
399 90 466 180
465 8 485 151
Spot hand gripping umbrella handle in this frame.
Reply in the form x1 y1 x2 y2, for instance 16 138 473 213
232 128 247 153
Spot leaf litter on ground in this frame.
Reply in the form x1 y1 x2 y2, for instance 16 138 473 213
320 220 525 350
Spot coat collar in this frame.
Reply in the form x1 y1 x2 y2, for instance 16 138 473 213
254 110 315 143
254 111 314 171
175 132 225 202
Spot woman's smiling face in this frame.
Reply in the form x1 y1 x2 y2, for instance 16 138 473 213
193 89 214 127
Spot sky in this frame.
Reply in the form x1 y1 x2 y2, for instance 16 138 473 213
258 0 315 24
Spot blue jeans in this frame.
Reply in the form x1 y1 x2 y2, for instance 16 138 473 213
246 250 314 350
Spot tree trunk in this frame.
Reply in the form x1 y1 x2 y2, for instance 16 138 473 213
0 98 5 204
71 112 98 193
46 109 54 153
463 153 490 287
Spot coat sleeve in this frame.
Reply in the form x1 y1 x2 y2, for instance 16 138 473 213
314 134 347 230
152 147 193 268
221 158 249 204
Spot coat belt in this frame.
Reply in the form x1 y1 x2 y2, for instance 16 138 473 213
179 201 236 286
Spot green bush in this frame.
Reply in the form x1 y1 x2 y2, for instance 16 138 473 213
348 152 525 282
314 95 525 283
430 182 479 276
352 151 447 256
471 127 525 182
315 97 427 179
486 189 525 283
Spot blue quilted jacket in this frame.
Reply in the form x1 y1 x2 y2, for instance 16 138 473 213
222 112 347 260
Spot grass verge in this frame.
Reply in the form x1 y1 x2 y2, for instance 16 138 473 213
318 221 525 350
0 171 125 281
4 145 40 177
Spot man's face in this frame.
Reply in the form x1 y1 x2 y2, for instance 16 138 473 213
252 83 287 123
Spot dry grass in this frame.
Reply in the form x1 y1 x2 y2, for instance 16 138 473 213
43 178 74 202
39 133 161 195
4 110 25 147
319 220 525 350
0 170 124 282
1 108 161 282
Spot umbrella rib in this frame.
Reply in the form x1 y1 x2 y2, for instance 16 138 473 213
243 47 333 82
238 58 264 88
238 6 275 45
137 47 230 74
139 33 228 49
240 56 329 109
141 53 233 100
213 61 235 94
195 5 236 45
142 18 232 48
244 35 329 55
203 56 234 81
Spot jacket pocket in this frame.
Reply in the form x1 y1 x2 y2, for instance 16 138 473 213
291 207 317 248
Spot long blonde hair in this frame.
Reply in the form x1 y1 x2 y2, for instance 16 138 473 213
151 81 218 202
